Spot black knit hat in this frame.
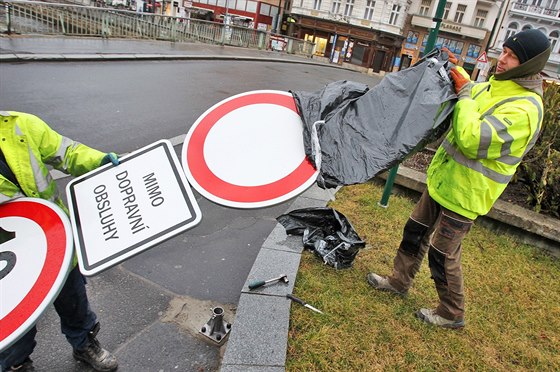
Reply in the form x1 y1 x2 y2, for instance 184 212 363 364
503 29 551 64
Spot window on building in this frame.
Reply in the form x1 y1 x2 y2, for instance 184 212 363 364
550 30 559 52
344 0 354 16
474 9 487 27
406 31 419 44
246 1 257 12
454 4 466 23
313 0 322 10
236 0 246 11
332 0 341 13
545 0 558 9
443 2 451 20
364 0 375 20
421 35 464 54
260 3 270 16
505 23 518 40
522 25 532 31
446 39 457 52
467 44 481 58
389 4 401 25
419 0 431 16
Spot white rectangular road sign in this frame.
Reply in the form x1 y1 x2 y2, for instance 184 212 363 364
66 140 202 276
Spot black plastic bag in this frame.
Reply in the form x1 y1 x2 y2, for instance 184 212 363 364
276 207 365 269
291 49 456 188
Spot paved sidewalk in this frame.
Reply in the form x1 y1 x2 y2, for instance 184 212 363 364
0 35 330 66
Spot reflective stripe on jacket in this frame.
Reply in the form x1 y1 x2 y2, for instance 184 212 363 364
427 76 543 219
0 111 106 211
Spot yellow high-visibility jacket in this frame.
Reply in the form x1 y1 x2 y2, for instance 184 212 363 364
0 111 106 211
427 76 543 220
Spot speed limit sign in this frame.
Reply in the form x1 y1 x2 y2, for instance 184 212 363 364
0 198 74 351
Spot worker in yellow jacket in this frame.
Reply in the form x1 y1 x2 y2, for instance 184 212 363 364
367 29 551 329
0 111 119 371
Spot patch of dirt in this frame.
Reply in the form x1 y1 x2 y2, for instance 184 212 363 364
402 150 535 213
162 296 236 341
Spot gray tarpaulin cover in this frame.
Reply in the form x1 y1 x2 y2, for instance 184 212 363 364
291 49 456 188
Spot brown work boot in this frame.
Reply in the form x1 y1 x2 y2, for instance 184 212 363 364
415 308 465 329
8 357 35 372
73 323 118 372
366 273 407 295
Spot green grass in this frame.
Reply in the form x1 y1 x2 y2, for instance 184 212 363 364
286 183 560 371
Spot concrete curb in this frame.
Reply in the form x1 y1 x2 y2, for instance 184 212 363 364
220 166 559 371
220 185 336 371
0 52 342 70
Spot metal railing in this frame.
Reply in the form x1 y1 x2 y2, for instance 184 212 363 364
0 0 315 57
511 1 560 18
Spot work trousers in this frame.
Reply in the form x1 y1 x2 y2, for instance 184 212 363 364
387 190 474 321
0 266 97 370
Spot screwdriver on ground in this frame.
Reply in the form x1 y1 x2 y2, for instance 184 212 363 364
286 294 324 314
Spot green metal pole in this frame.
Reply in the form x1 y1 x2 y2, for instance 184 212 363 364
6 4 12 34
378 0 447 208
378 166 399 208
424 0 447 53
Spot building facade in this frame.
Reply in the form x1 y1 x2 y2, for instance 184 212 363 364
401 0 501 77
189 0 284 30
286 0 411 72
487 0 560 81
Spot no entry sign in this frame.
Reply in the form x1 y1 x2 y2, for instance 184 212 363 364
182 90 318 208
66 140 202 276
0 198 73 351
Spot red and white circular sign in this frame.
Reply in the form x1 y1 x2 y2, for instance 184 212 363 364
182 90 318 208
0 198 73 351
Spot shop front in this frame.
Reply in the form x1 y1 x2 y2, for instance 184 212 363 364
399 15 490 78
293 15 403 73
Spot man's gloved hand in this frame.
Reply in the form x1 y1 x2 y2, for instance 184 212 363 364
101 152 120 166
442 47 458 65
449 68 471 97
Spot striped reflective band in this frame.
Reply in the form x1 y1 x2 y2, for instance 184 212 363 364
478 95 542 166
478 116 520 165
28 146 51 193
16 123 60 194
443 139 513 184
54 136 78 170
472 84 489 100
0 192 26 203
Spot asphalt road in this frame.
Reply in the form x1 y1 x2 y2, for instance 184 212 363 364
1 59 381 371
2 61 380 153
